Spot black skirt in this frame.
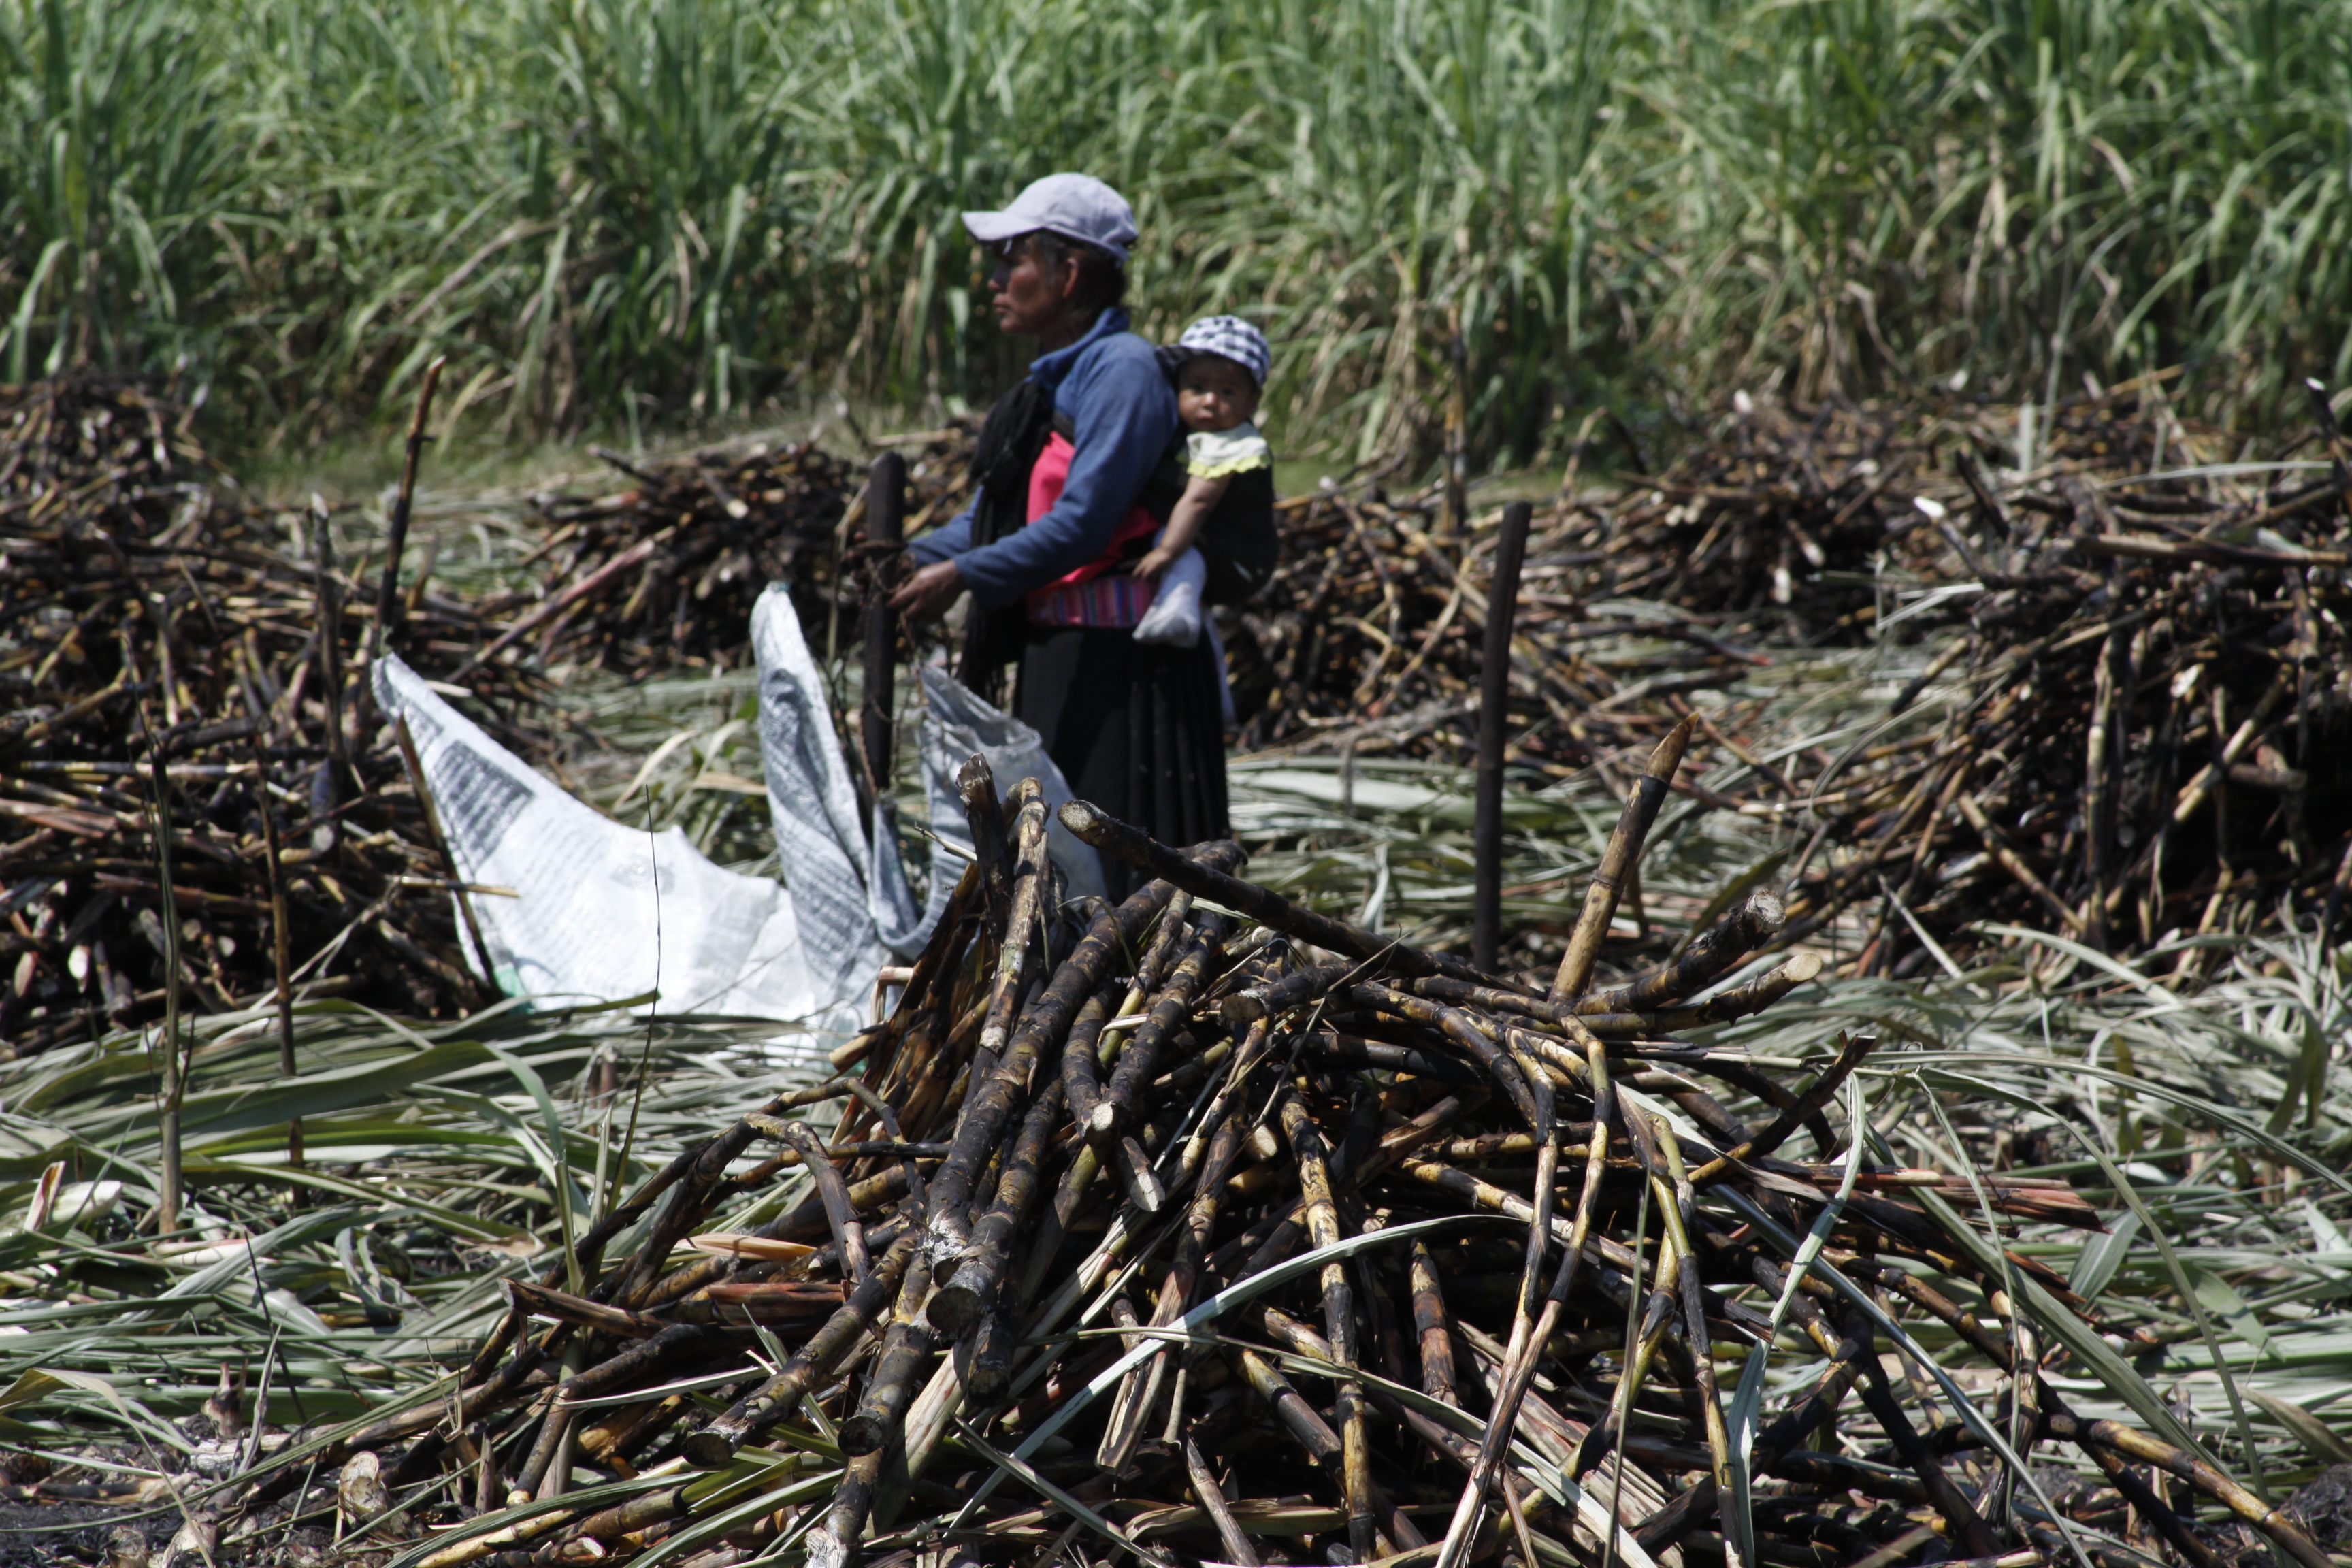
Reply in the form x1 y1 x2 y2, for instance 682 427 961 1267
1016 624 1230 900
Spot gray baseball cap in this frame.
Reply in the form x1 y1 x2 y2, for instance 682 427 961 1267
962 174 1138 267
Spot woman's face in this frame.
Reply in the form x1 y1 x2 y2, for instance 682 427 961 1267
1176 353 1260 434
989 234 1082 341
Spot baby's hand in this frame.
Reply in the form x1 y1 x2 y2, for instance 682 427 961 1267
1134 548 1175 582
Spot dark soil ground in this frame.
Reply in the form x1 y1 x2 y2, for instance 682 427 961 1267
2289 1463 2352 1548
0 1500 168 1565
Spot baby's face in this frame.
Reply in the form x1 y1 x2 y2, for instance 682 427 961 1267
1176 353 1261 434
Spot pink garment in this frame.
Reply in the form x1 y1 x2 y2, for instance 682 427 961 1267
1022 434 1160 627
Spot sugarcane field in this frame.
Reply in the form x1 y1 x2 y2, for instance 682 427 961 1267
7 7 2352 1568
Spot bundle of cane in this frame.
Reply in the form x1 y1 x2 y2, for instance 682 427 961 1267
212 726 2317 1568
1 389 551 1051
0 374 246 545
1757 380 2352 981
1224 488 1769 778
1576 387 2200 643
480 422 979 680
1224 393 1972 774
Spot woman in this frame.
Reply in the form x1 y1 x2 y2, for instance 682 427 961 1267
891 174 1228 890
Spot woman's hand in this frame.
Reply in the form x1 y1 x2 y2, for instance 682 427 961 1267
888 559 966 621
1132 546 1178 583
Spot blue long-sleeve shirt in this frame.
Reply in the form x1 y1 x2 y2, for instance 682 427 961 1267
909 308 1178 610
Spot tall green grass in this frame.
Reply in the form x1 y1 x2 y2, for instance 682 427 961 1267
5 0 2351 457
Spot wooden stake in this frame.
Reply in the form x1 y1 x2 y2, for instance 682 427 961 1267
1441 304 1468 537
248 733 303 1192
309 495 353 795
369 357 447 664
144 719 186 1235
861 453 906 823
2080 564 2125 950
1474 501 1534 972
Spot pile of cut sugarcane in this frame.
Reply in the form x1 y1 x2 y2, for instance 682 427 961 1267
500 423 978 679
222 723 2325 1568
0 380 555 1053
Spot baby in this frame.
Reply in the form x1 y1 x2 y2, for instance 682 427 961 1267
1131 316 1273 649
